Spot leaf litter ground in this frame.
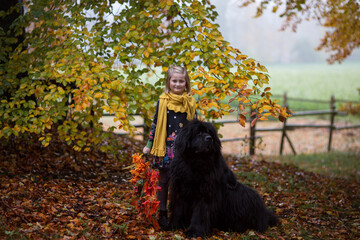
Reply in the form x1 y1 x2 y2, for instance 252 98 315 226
1 133 359 239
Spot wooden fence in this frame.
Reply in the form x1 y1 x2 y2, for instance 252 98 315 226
246 94 360 155
104 93 360 155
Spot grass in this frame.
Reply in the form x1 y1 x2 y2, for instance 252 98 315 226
267 151 360 181
266 62 360 101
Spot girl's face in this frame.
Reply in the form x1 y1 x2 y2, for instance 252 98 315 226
169 72 186 95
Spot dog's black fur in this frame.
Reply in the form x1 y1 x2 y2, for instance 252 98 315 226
169 120 279 238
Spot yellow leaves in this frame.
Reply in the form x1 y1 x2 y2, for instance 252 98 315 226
143 48 152 58
202 21 214 29
190 52 197 59
159 0 173 6
129 25 136 31
215 35 224 41
57 87 65 95
262 104 272 111
259 116 268 121
256 64 268 72
264 87 271 92
193 20 200 26
43 94 53 101
94 92 103 99
185 51 198 60
19 83 27 89
13 125 21 133
238 104 245 112
222 84 230 90
208 68 220 75
235 54 248 60
239 114 246 127
272 5 279 13
9 102 14 109
226 45 234 52
173 20 180 27
259 73 267 80
74 100 90 112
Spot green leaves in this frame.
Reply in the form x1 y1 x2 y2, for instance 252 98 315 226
0 0 289 152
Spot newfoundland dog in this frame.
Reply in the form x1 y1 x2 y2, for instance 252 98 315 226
169 120 279 237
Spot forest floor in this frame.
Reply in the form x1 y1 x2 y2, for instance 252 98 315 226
1 120 359 239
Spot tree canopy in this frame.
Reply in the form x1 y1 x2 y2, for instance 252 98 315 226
241 0 360 64
0 0 290 152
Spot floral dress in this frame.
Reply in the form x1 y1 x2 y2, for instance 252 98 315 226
146 101 188 169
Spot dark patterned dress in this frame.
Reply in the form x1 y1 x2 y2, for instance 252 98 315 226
146 101 188 169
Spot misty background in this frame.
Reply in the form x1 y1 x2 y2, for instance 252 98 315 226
211 0 360 65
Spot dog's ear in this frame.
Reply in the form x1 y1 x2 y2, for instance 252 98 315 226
174 125 191 154
207 122 221 149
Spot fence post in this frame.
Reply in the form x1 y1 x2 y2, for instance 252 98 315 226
249 108 256 155
279 92 288 155
328 95 336 151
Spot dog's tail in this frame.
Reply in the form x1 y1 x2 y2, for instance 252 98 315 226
268 210 279 227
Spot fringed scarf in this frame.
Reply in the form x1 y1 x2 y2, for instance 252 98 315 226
150 92 196 157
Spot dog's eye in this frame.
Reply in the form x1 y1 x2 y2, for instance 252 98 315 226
204 135 212 141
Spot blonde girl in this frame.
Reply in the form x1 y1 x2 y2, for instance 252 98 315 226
143 66 196 228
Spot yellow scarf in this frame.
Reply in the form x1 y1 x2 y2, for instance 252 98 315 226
150 92 196 157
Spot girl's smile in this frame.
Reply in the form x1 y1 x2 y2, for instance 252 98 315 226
169 73 186 95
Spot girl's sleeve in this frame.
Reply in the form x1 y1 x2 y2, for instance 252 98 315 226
145 100 160 149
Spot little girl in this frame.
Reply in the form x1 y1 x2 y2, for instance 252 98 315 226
143 66 196 229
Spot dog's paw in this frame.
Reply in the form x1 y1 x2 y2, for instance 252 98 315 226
185 229 205 238
168 221 185 231
158 219 169 230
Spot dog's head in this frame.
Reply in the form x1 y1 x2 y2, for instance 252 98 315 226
175 119 221 156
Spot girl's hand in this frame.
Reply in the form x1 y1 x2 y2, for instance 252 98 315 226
143 146 151 154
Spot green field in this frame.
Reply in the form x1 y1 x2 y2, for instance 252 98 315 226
266 62 360 101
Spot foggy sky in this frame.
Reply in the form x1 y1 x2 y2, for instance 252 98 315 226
210 0 360 64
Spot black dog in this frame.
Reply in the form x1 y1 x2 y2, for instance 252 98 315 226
169 120 279 238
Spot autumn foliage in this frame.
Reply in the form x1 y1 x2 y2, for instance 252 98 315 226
129 153 160 230
1 0 290 153
1 134 359 239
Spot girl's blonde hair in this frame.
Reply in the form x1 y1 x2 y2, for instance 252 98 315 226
164 66 191 94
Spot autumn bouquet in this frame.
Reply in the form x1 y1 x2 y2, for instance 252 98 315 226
129 153 161 229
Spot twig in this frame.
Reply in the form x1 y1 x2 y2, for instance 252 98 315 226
1 198 30 224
